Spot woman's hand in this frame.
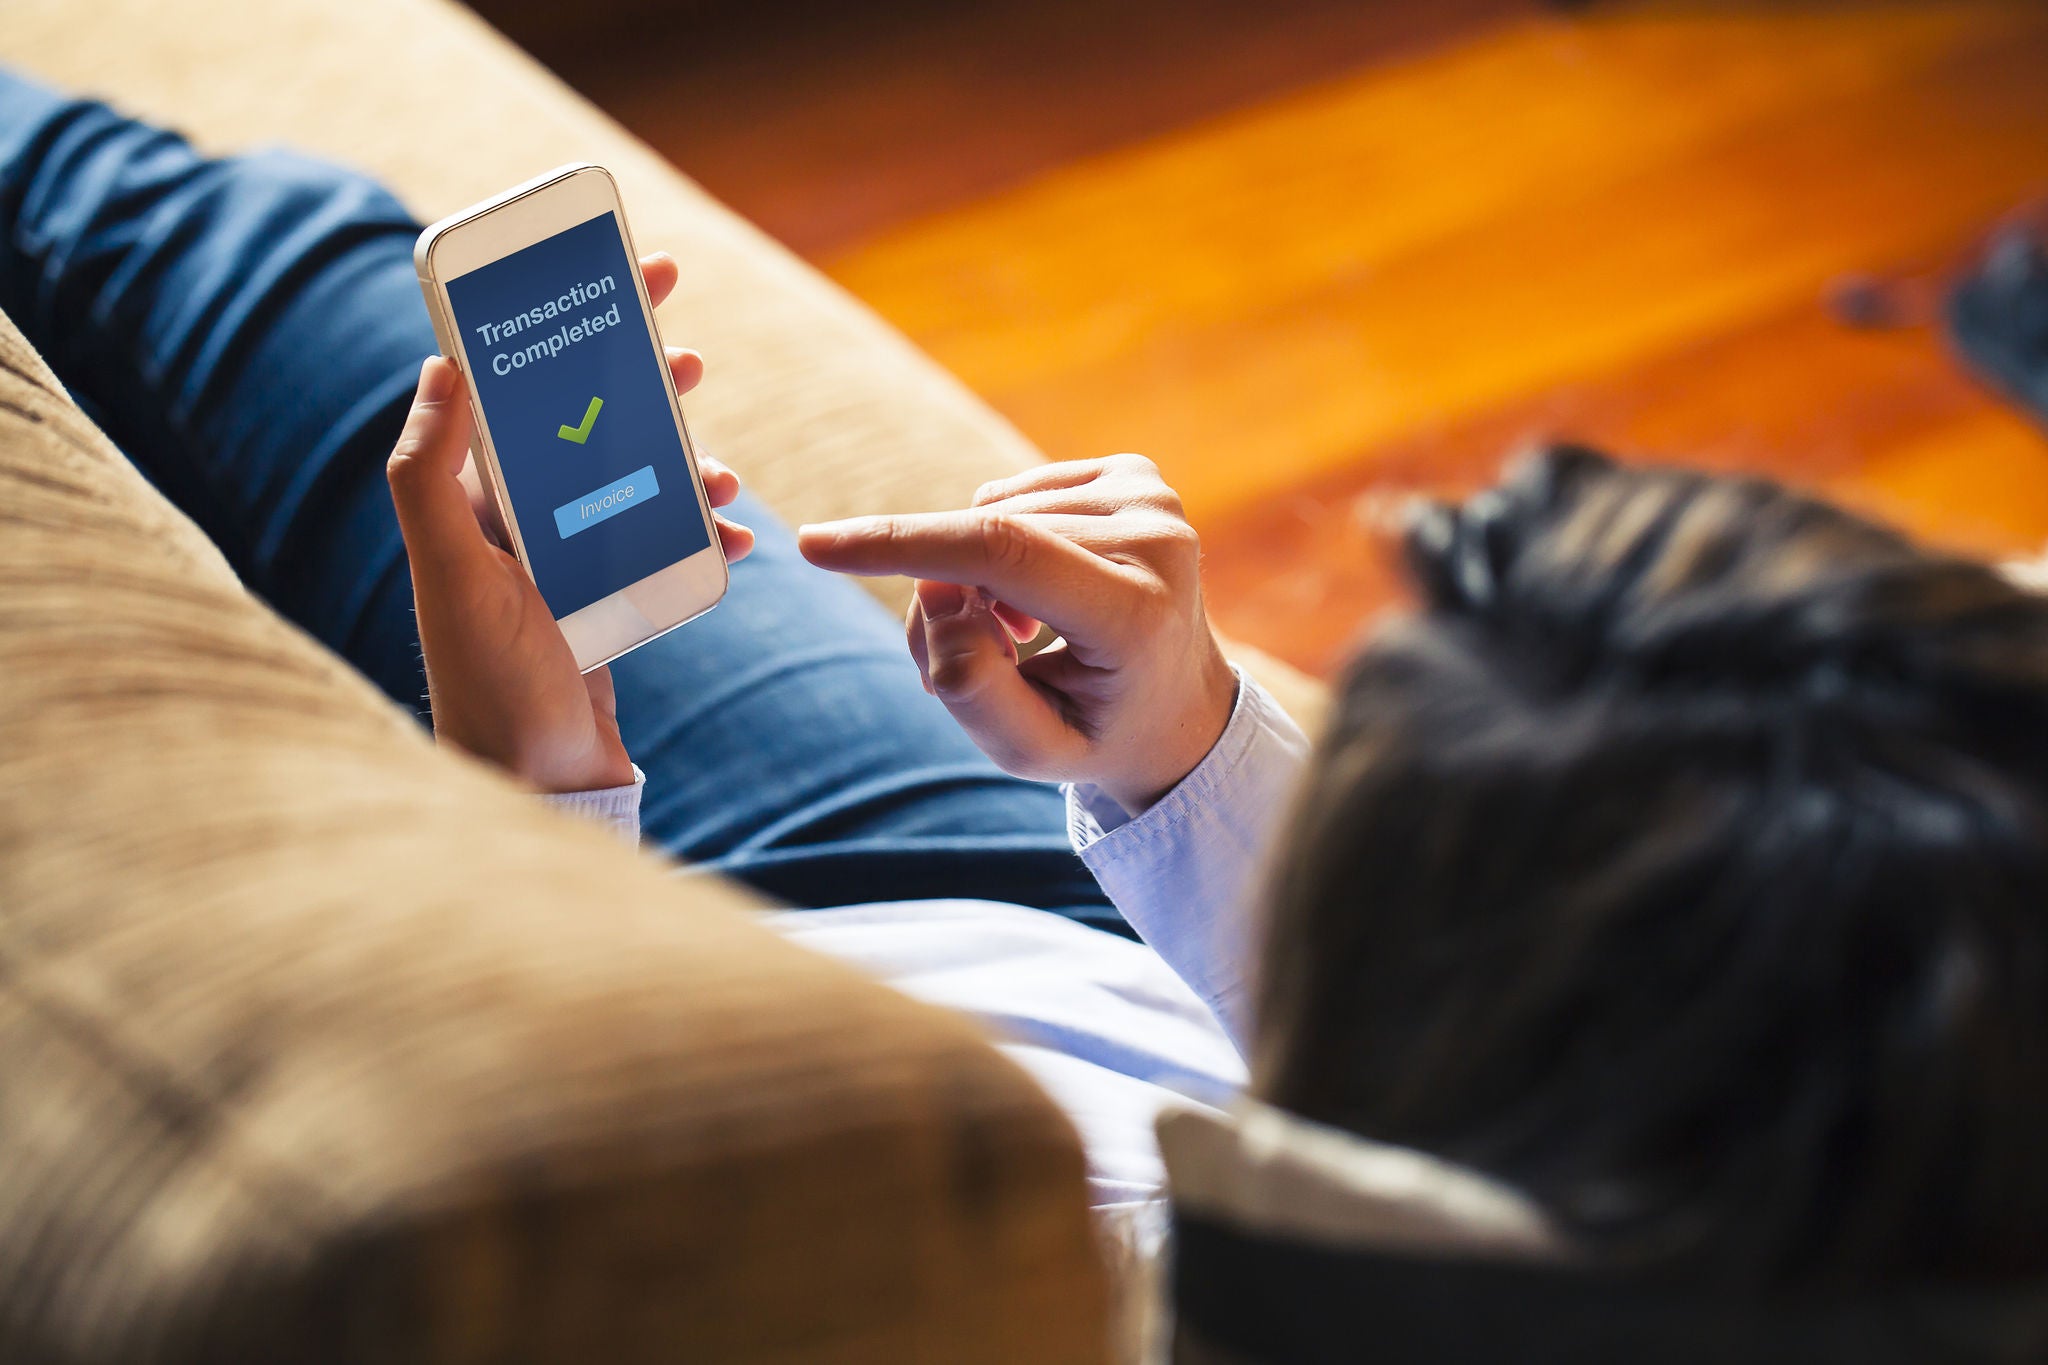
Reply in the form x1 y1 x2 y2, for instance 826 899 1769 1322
797 454 1236 814
386 252 753 794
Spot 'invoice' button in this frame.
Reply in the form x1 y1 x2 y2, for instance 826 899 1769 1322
555 465 659 539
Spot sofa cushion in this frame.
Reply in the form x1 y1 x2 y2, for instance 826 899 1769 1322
0 311 1107 1360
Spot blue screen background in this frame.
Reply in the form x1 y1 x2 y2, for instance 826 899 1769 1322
445 211 710 619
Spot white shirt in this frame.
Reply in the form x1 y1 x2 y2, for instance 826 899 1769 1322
546 673 1312 1208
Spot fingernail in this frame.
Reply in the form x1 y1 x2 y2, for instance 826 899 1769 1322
917 579 969 618
417 357 455 402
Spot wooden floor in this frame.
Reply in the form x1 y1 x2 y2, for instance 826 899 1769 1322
514 0 2048 677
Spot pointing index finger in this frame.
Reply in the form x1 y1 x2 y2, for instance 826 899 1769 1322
798 511 1130 644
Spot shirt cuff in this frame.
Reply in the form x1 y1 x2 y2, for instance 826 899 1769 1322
539 765 645 846
1063 669 1311 1052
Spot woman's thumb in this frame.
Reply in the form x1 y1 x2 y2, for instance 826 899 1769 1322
387 357 492 579
916 580 1072 775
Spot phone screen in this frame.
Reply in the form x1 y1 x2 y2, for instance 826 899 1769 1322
444 210 711 620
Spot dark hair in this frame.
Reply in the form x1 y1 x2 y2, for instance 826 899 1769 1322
1255 446 2048 1288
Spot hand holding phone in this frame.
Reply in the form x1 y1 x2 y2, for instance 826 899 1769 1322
415 165 730 672
388 253 753 795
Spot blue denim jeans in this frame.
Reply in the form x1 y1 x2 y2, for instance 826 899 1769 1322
0 71 1124 932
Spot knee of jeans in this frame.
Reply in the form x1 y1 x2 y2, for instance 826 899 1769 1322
203 149 420 245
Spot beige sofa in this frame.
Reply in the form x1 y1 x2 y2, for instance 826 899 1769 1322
0 0 1321 1359
0 312 1117 1365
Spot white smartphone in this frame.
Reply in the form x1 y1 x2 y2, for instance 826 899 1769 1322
414 164 727 671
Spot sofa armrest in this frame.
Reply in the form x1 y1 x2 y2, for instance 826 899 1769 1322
0 316 1107 1361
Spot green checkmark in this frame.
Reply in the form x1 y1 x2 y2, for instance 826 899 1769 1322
557 396 603 444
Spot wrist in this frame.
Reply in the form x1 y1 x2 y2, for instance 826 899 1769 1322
1098 644 1239 814
538 750 637 796
437 727 635 796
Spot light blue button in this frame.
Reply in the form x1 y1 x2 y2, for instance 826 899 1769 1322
554 465 659 540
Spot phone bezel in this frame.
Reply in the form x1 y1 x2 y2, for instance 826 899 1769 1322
415 164 727 673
